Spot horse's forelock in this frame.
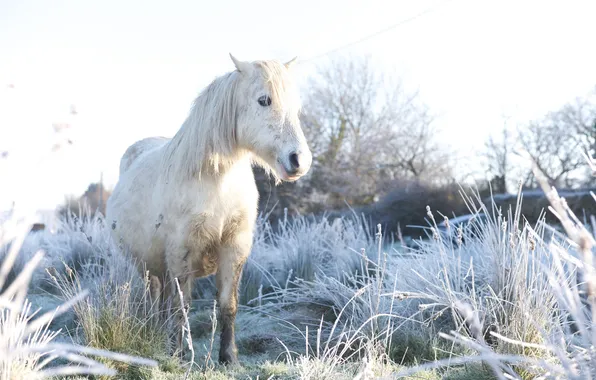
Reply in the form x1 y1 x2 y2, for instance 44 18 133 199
255 60 301 120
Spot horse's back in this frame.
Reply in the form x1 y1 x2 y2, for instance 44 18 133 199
119 136 170 176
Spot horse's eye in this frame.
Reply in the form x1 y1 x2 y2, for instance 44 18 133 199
258 95 272 107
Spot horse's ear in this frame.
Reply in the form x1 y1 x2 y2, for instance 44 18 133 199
229 53 253 75
284 56 298 69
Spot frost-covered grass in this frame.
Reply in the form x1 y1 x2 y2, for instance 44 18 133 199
0 209 158 380
4 169 596 378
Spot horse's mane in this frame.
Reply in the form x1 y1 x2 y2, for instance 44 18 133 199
160 60 300 182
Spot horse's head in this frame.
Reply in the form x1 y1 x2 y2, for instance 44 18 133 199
230 54 312 182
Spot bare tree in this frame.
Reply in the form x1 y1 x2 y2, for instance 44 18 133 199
387 105 454 185
557 87 596 184
518 112 587 188
483 122 515 194
300 54 453 206
515 88 596 188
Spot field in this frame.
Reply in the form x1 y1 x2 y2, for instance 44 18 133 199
3 170 596 380
2 1 595 377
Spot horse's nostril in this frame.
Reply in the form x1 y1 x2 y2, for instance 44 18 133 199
289 152 300 171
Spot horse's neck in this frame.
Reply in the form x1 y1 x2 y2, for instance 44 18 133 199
161 118 247 182
201 150 251 178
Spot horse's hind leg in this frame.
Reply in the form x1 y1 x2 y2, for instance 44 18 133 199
149 275 161 308
164 247 193 358
139 268 164 322
148 274 168 321
216 231 251 365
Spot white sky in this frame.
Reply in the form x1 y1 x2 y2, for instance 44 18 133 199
1 0 595 212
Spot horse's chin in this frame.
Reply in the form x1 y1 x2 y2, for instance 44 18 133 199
275 162 302 182
282 174 301 182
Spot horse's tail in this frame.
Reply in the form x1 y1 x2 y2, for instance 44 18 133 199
118 137 170 177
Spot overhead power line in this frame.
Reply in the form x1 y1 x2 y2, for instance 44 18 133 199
299 0 453 64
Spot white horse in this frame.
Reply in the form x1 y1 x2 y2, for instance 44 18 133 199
105 54 312 364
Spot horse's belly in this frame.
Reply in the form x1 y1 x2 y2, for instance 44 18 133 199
106 158 166 275
123 229 167 277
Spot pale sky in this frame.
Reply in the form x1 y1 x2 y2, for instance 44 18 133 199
1 0 596 212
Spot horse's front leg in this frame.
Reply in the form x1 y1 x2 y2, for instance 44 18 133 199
216 230 251 365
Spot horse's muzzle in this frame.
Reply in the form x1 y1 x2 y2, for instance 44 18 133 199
280 150 312 180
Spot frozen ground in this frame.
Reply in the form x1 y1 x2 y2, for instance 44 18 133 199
2 188 595 379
